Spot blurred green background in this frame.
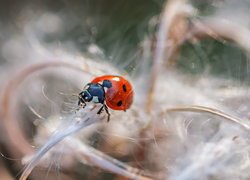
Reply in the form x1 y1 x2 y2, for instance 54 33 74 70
1 0 250 179
0 0 249 80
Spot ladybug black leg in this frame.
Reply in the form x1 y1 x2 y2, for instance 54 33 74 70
97 104 110 122
103 104 110 122
97 105 104 114
77 94 87 111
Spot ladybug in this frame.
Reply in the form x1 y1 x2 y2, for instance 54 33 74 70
78 75 134 121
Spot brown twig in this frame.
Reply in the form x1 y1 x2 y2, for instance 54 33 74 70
1 61 91 159
185 18 250 53
164 105 250 131
146 0 195 113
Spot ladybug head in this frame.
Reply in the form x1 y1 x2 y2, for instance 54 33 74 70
81 90 92 102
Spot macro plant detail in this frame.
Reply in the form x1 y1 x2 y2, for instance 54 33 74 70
0 0 250 180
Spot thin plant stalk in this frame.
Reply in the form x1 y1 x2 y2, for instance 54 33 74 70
1 61 92 156
147 0 193 113
19 107 102 180
68 137 154 180
164 105 250 130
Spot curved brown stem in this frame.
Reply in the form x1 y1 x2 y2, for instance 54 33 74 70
146 0 194 113
164 105 250 131
1 61 92 158
185 18 250 53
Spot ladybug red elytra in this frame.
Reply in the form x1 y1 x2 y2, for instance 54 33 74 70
78 75 134 121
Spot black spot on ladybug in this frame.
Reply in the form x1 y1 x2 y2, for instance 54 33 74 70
122 84 127 92
117 100 123 106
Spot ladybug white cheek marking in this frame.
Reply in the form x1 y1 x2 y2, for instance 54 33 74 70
92 96 99 103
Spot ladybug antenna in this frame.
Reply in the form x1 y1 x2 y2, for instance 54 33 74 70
102 80 112 88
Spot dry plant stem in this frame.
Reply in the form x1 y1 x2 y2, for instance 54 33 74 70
1 61 90 157
19 109 102 180
186 18 250 53
147 0 190 113
20 115 154 180
69 138 154 180
160 18 250 67
165 105 250 130
146 1 170 113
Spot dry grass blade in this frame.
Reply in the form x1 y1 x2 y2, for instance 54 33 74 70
19 107 104 180
186 18 250 53
1 61 91 157
165 105 250 131
146 0 195 113
67 137 154 180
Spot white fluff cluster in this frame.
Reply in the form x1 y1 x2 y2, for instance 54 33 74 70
1 1 250 180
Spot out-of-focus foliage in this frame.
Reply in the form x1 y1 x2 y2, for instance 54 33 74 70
177 40 250 82
2 0 250 180
0 0 164 70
